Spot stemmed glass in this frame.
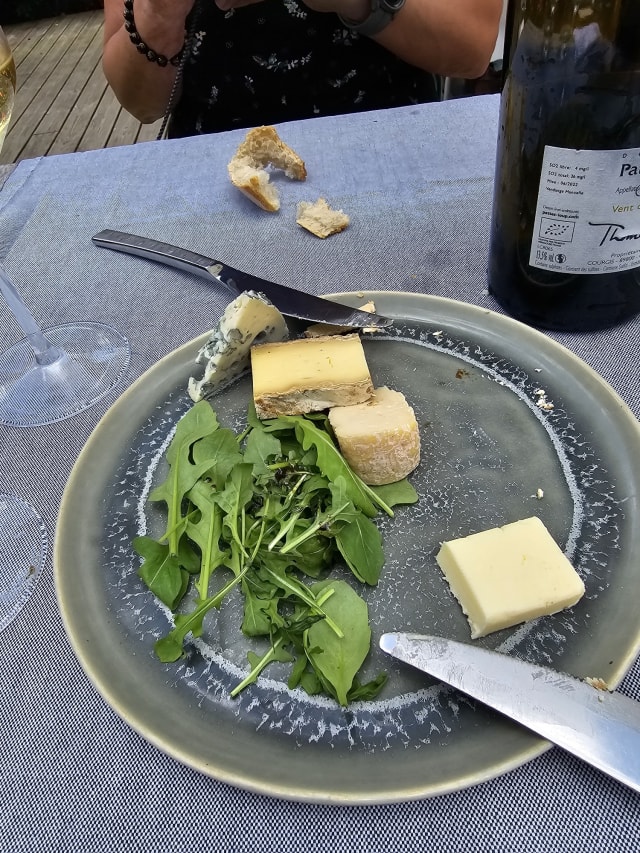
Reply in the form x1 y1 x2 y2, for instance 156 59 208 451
0 25 130 630
0 24 14 154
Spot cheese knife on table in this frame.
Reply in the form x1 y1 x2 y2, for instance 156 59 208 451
92 229 392 329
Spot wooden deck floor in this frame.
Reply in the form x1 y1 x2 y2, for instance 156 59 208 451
1 10 162 166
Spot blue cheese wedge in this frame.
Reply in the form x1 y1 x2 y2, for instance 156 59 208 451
188 291 288 402
250 333 373 418
436 516 585 639
328 386 420 485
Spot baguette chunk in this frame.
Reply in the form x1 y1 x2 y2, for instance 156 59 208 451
228 125 306 212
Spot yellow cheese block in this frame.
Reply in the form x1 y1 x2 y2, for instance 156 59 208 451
250 333 373 418
436 516 585 639
328 386 421 485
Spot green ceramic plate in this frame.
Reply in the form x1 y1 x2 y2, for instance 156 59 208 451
54 292 640 804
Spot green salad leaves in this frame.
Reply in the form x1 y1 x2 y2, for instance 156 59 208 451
134 399 417 706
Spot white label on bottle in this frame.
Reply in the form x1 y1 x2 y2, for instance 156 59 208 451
529 145 640 275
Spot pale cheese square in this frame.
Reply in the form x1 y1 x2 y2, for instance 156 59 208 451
436 516 585 639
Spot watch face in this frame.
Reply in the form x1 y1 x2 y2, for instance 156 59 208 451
381 0 405 10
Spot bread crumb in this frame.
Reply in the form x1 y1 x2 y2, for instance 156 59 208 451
585 676 610 691
297 198 350 238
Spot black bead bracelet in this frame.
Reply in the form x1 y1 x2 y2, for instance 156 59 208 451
123 0 184 67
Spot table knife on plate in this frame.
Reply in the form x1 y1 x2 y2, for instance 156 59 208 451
92 229 392 329
380 632 640 793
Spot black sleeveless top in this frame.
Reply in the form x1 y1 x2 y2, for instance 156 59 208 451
168 0 440 136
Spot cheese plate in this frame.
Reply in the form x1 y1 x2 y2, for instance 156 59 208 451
54 292 640 804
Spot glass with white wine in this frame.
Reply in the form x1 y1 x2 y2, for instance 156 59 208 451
0 25 16 153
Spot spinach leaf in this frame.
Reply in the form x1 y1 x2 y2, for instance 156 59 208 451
133 535 189 609
303 579 372 706
372 479 419 507
335 513 384 585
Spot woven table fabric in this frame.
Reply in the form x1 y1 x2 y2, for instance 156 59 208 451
0 94 639 853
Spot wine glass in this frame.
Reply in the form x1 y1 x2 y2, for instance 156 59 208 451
0 262 131 428
0 26 129 631
0 25 15 154
0 493 48 633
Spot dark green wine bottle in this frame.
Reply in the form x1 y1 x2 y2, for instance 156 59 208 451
488 0 640 331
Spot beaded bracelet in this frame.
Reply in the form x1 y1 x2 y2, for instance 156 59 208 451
123 0 184 68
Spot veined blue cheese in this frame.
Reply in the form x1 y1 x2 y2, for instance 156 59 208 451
188 291 288 402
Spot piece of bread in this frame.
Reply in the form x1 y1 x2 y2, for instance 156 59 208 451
228 125 307 212
328 386 421 485
296 197 350 238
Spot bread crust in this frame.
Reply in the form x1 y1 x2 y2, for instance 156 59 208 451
296 198 350 238
228 126 307 212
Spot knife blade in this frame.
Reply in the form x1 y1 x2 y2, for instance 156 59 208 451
92 229 392 329
380 632 640 793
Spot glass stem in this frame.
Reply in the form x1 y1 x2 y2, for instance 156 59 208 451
0 264 63 366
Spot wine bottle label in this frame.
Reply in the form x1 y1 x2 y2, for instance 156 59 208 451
529 145 640 276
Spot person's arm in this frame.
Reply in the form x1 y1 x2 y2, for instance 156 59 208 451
374 0 503 79
104 0 503 124
313 0 504 80
103 0 194 123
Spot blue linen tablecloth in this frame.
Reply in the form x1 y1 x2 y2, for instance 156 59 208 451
1 94 639 852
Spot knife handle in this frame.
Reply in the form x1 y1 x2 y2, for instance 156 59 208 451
92 229 238 296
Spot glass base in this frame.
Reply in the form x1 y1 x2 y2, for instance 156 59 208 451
0 494 47 632
0 322 130 427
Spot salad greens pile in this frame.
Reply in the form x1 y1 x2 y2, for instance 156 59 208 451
134 399 418 705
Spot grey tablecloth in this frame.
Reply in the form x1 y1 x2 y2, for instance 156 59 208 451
1 94 639 852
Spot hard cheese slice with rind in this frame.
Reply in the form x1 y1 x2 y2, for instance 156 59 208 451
436 516 585 639
188 291 288 402
250 333 373 418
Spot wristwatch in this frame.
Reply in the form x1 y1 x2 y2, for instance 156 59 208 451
339 0 406 37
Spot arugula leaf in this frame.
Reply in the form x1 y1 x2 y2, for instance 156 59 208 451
267 415 383 517
347 673 388 702
190 427 244 489
186 480 229 602
230 637 293 698
242 425 282 476
149 401 221 554
211 463 254 555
